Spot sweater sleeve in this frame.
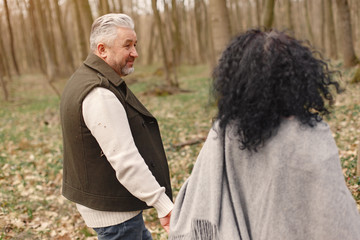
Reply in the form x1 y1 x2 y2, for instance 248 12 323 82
82 87 173 218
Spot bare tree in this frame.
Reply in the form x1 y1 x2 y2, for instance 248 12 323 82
44 0 60 68
118 0 123 12
130 0 143 60
194 0 206 62
180 1 194 64
208 0 232 62
53 0 75 72
73 0 89 62
320 0 325 53
3 0 20 75
326 0 338 59
171 0 182 66
78 0 94 49
255 0 262 26
0 75 9 101
286 0 295 32
263 0 276 28
151 0 178 87
228 0 241 33
146 20 156 65
201 0 216 65
245 0 253 29
335 0 359 68
160 0 179 83
28 0 46 73
0 53 9 101
304 0 314 44
0 18 12 81
15 0 32 71
352 66 360 83
34 0 60 96
0 22 10 101
99 0 111 15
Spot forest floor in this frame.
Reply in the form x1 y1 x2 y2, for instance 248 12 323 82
0 64 359 239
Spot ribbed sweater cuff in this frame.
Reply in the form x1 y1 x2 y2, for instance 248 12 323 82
153 193 174 218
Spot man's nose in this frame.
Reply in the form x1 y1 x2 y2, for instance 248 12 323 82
130 47 138 58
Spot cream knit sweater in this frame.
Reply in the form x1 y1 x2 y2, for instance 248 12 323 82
77 87 173 228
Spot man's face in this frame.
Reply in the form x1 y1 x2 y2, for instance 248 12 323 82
103 27 138 77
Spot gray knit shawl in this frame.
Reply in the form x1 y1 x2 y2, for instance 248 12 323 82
169 119 360 240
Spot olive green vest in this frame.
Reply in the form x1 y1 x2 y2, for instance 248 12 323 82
60 53 172 211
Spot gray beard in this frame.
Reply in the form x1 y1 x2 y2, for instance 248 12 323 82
121 67 134 76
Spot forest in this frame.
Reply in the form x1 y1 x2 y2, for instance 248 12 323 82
0 0 359 239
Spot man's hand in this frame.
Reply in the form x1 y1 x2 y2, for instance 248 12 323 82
159 211 172 233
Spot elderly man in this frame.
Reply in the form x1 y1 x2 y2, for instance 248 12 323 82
60 13 173 240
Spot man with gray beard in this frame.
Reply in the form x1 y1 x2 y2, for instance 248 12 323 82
60 13 173 240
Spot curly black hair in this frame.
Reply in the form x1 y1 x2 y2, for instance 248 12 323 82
213 29 341 151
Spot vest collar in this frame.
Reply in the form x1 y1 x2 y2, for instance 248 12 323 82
83 53 154 119
83 53 124 87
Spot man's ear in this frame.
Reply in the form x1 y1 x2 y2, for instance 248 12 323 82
97 43 107 59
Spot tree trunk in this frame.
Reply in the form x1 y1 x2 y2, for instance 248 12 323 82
99 0 111 15
320 0 326 53
34 0 60 96
286 0 295 32
3 0 20 75
44 0 59 67
28 0 46 73
151 0 177 87
335 0 359 68
171 0 182 66
78 0 94 51
349 0 358 49
201 0 215 66
34 0 57 74
73 0 89 62
0 75 9 101
246 0 253 29
351 66 360 83
131 0 142 60
15 0 32 71
262 0 276 29
326 0 338 59
181 1 193 64
146 20 156 65
118 0 123 12
0 20 12 81
304 0 314 44
233 0 242 32
255 0 261 26
208 0 232 62
111 0 116 11
0 32 10 101
53 0 75 72
168 0 179 84
194 0 206 62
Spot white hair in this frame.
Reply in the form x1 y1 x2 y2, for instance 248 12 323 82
90 13 134 51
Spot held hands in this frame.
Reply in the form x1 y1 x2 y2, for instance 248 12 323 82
159 211 172 233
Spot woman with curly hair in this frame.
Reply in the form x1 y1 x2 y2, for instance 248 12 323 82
169 29 360 240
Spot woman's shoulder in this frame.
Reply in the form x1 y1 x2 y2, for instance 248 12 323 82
274 118 338 169
279 118 331 140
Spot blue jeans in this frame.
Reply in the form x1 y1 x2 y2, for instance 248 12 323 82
93 212 152 240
